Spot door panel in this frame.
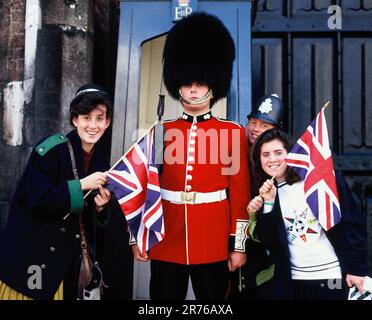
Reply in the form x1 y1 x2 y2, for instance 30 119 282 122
292 37 334 141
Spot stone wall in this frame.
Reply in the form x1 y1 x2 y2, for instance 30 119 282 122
0 0 26 231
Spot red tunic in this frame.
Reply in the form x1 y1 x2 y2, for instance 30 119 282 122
149 112 251 265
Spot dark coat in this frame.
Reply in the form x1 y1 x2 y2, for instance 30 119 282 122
255 172 367 300
0 130 109 300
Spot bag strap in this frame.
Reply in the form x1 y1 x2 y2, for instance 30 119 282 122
66 139 89 252
67 139 79 180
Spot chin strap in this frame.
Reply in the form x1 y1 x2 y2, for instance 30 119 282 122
179 89 213 105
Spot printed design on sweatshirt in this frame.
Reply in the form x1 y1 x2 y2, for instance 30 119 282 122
284 208 319 243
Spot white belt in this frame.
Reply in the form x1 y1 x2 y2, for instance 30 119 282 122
160 188 227 205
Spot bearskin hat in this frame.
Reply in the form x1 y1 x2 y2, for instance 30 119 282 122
162 12 235 104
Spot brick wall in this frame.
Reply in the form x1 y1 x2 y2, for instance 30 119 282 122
0 0 25 83
0 0 26 231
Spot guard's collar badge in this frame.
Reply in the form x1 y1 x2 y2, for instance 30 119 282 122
258 98 273 114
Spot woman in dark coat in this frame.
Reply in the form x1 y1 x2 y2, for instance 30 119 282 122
0 84 112 300
248 128 367 300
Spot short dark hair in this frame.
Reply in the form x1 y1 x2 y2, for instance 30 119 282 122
250 128 301 194
69 84 112 125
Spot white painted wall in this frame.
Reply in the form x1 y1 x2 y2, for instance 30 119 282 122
2 1 41 147
24 0 41 105
2 82 24 146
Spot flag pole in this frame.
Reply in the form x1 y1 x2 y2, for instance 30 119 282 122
83 121 158 200
270 161 286 182
323 100 330 110
251 158 286 211
107 121 158 171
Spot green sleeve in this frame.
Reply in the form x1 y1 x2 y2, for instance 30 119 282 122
67 179 84 213
248 213 261 243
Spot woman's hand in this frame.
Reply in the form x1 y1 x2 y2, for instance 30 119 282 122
259 179 277 203
132 244 149 262
80 171 107 190
247 196 263 214
94 185 111 212
346 274 365 294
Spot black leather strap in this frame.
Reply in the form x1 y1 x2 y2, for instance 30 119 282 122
66 139 89 253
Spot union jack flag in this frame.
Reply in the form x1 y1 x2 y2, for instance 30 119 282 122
284 106 341 230
107 125 165 255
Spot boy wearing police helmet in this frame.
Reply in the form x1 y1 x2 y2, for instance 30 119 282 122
247 94 285 145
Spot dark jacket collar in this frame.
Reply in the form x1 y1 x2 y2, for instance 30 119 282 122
181 111 213 123
66 130 108 178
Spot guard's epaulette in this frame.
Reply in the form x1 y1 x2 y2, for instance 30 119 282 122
35 133 68 156
215 117 242 128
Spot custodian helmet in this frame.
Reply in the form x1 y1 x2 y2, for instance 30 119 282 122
247 94 285 128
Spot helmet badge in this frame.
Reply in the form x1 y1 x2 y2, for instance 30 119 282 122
258 98 273 114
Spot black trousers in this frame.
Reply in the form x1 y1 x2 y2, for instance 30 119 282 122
150 259 230 300
292 279 348 300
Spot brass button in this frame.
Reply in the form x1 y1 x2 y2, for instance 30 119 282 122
76 234 80 239
41 264 46 269
50 247 55 252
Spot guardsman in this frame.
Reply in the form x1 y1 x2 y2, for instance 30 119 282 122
0 84 112 300
131 12 251 300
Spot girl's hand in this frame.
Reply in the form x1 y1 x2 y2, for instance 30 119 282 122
80 171 107 190
94 185 111 212
259 179 277 203
247 196 264 214
346 274 365 294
